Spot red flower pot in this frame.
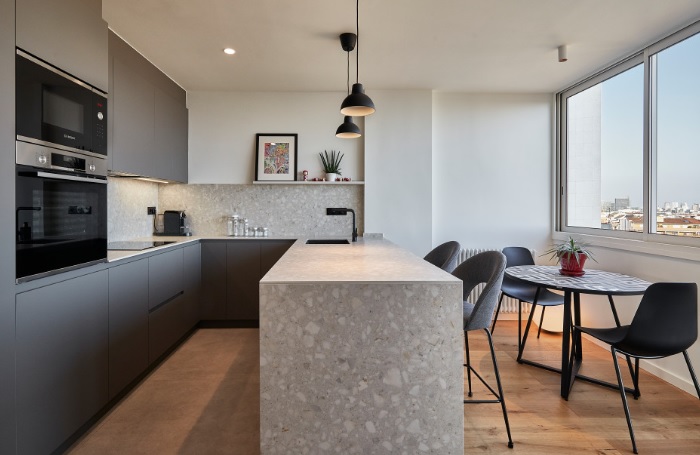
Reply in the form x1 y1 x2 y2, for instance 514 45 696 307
559 253 587 277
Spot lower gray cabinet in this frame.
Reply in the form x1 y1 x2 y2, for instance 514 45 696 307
108 258 149 399
148 248 186 364
183 243 202 330
226 241 261 320
201 241 227 320
149 293 187 363
16 270 109 455
225 240 293 320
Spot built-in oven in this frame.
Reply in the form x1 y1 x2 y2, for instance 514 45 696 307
15 48 107 157
16 147 107 283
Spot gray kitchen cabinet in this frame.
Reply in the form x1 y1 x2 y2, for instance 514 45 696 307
108 258 149 400
148 248 184 311
183 243 202 329
148 247 186 363
16 270 109 455
155 86 189 182
111 55 156 177
226 241 261 320
226 240 294 321
149 293 187 363
0 0 16 452
16 0 108 91
109 31 188 182
261 240 294 276
201 241 227 320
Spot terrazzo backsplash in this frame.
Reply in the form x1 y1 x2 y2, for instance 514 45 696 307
108 179 364 240
108 178 159 242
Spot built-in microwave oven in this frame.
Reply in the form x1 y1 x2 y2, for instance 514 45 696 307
15 48 107 157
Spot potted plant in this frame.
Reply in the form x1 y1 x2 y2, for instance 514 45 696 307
543 236 596 277
319 150 344 182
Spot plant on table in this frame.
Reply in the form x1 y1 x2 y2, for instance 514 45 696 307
542 236 597 276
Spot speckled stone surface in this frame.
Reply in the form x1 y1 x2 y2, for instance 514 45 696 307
107 178 159 241
259 239 463 454
158 183 363 238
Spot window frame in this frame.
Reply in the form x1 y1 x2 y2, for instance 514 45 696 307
556 20 700 248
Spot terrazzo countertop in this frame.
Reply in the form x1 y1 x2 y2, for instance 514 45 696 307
106 235 298 262
262 237 461 284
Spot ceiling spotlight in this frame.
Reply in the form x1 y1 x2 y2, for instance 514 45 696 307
558 45 568 63
224 48 236 55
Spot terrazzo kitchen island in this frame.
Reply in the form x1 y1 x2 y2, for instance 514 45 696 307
259 237 464 454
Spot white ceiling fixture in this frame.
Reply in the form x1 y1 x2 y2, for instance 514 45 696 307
103 0 700 93
223 48 235 55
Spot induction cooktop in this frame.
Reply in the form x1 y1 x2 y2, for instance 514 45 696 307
107 241 176 251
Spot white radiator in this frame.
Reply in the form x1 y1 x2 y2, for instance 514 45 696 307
458 248 535 314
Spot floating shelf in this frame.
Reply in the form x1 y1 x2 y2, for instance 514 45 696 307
253 181 364 185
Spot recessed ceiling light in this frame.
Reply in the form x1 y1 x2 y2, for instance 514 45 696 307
224 48 236 55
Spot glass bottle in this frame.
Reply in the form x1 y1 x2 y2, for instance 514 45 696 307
232 215 240 237
243 218 249 236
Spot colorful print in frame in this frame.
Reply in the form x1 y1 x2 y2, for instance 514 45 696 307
255 134 298 181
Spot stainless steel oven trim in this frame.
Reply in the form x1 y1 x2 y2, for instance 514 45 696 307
17 135 108 161
16 48 107 97
16 140 108 176
15 258 107 284
36 171 107 184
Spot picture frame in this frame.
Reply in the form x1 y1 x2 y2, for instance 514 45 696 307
255 133 298 181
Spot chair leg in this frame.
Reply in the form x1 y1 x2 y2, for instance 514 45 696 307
492 293 505 334
465 331 473 397
682 350 700 399
537 306 546 339
484 328 514 449
612 347 638 454
517 302 538 362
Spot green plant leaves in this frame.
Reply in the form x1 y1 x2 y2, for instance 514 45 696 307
319 150 344 175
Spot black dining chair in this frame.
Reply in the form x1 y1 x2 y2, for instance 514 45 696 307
492 247 565 354
573 282 700 454
423 240 461 273
453 250 514 449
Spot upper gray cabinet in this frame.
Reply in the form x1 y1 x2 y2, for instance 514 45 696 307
16 0 108 92
108 31 188 182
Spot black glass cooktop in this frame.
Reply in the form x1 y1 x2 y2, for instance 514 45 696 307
107 241 175 251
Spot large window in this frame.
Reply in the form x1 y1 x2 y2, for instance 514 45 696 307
558 23 700 243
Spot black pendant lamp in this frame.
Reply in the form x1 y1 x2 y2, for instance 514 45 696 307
336 33 361 138
340 0 375 117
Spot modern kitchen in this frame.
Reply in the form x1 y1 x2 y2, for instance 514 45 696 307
3 1 700 454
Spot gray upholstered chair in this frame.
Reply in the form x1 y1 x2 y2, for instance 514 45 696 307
453 250 514 449
423 241 461 273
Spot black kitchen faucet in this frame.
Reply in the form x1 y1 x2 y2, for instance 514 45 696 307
326 208 357 242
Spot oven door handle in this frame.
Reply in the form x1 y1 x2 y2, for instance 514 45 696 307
36 171 107 184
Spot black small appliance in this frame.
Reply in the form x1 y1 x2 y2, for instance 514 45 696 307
162 211 188 236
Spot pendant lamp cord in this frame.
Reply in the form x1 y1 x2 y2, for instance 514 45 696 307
355 0 359 84
347 51 350 95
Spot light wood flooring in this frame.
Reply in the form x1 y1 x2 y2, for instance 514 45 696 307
67 322 700 454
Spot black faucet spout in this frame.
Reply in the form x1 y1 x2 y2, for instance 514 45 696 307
326 207 358 242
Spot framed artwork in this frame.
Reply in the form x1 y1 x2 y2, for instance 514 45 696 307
255 134 298 181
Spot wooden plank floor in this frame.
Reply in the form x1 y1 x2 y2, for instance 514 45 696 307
67 322 700 454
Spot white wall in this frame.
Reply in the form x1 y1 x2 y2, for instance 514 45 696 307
364 90 433 257
432 93 553 254
188 91 364 184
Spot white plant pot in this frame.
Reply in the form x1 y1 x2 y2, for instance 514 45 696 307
325 173 338 182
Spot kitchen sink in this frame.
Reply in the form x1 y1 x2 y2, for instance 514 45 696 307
305 239 350 245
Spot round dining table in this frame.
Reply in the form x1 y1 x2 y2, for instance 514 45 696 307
505 265 651 399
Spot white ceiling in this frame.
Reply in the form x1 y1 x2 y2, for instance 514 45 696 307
103 0 700 93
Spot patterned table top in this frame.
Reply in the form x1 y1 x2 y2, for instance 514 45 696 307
505 265 651 296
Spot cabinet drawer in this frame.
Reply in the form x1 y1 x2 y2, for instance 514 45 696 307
148 248 184 310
